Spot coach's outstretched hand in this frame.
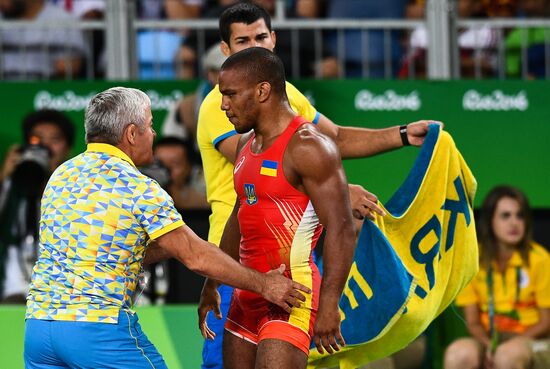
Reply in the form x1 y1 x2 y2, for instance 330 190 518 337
406 120 443 147
262 264 311 313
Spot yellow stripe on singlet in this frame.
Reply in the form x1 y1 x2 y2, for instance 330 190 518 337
289 202 317 332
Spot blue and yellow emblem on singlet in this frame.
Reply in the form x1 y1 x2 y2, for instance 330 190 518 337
260 160 278 177
244 183 257 205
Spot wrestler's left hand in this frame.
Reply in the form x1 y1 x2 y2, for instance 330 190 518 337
313 303 345 355
198 278 221 340
262 264 311 313
406 120 443 147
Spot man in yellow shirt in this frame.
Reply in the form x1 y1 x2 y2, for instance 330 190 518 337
196 3 440 368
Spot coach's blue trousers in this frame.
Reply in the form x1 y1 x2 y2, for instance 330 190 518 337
24 309 167 369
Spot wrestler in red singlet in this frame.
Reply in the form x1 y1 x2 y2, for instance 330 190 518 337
225 116 322 355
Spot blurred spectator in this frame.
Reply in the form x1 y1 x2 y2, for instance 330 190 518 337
153 136 208 210
406 0 486 19
49 0 105 18
137 0 163 19
324 0 406 78
519 0 550 16
177 0 242 80
505 30 548 79
164 0 204 19
405 0 425 19
505 0 549 78
138 30 184 79
256 0 337 78
292 0 326 18
400 0 503 78
50 0 107 78
0 109 75 303
444 186 550 369
166 43 227 142
137 0 206 79
483 0 519 17
137 0 204 19
174 40 202 80
0 0 86 80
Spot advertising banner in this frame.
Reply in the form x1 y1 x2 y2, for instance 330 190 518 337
0 80 548 207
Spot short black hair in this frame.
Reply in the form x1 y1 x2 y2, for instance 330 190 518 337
154 136 201 165
22 109 76 147
219 2 272 44
221 47 287 97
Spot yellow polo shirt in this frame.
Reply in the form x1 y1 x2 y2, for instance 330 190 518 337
456 242 550 332
26 143 183 323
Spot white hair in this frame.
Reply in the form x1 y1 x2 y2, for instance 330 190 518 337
85 87 151 145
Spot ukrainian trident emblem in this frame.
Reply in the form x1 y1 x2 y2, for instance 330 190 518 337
244 183 257 205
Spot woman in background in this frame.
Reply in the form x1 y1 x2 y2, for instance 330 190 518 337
444 185 550 369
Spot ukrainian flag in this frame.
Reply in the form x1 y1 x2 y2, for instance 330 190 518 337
308 125 479 369
260 160 278 177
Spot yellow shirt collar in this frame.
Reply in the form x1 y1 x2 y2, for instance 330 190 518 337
508 252 523 267
86 143 136 168
490 251 523 270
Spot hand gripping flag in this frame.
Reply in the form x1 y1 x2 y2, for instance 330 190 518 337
308 124 479 369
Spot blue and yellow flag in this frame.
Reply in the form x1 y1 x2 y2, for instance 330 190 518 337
260 160 278 177
308 125 478 369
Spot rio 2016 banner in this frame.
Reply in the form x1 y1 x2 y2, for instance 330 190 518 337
291 80 549 209
0 80 198 154
0 80 548 208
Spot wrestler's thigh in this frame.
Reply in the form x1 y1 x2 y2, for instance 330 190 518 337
255 338 308 369
222 329 256 369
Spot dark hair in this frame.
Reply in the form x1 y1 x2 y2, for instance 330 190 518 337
221 47 286 97
219 2 272 44
478 185 533 269
154 136 200 165
22 109 76 147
